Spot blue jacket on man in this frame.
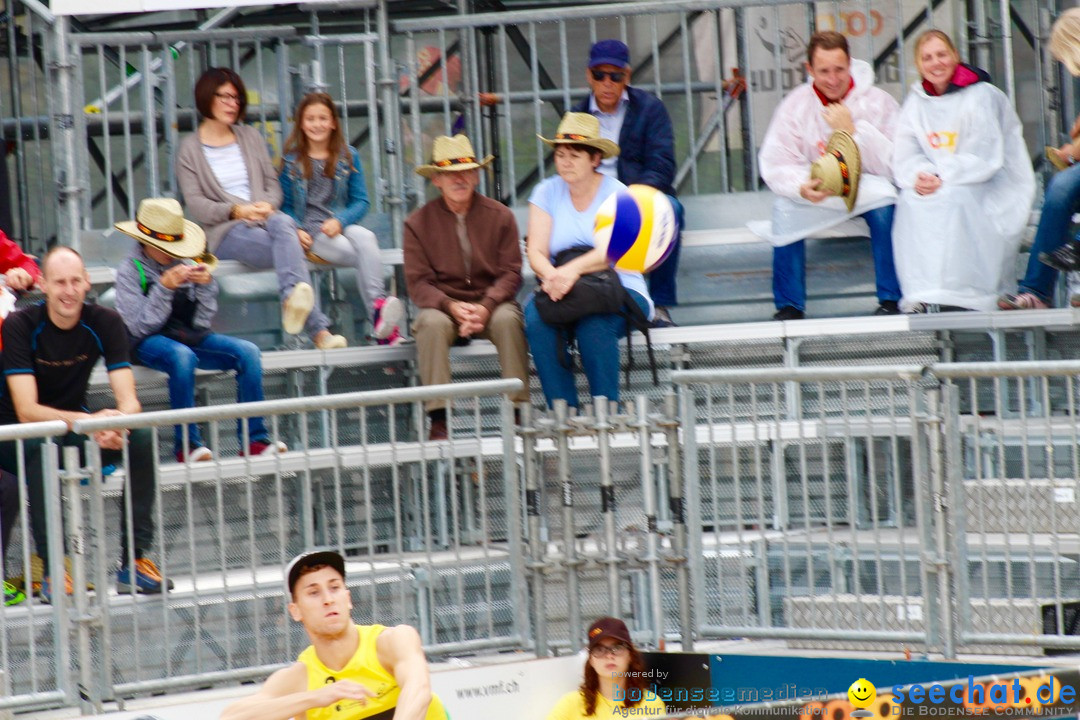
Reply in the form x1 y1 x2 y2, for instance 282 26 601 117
572 85 677 197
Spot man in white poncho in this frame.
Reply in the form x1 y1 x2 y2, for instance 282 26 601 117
891 30 1035 313
753 30 902 321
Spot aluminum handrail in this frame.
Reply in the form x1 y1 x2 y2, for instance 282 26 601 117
70 379 523 433
0 420 68 442
672 364 929 385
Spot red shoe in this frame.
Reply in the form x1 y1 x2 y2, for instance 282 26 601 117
241 440 287 457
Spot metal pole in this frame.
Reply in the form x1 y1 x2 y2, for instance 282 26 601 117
502 398 532 652
924 386 956 658
520 402 548 655
998 0 1015 104
555 400 581 642
677 385 700 650
49 16 83 249
62 447 99 714
595 397 620 613
41 439 72 704
663 392 692 649
637 396 663 648
376 0 405 248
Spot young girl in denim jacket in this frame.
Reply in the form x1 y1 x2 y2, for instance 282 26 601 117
280 93 403 344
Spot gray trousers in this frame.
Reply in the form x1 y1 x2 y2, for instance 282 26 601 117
216 212 331 338
309 223 386 316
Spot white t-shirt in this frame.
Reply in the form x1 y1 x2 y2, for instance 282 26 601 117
202 142 252 201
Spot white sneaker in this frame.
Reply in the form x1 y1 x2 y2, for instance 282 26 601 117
314 332 347 350
372 296 404 340
282 282 315 335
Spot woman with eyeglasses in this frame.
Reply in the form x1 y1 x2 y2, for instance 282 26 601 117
176 67 345 349
547 617 666 719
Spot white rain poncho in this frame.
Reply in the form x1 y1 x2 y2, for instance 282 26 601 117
891 80 1035 311
750 59 900 246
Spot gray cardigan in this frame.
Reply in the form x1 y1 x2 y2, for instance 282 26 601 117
176 124 284 252
115 243 218 343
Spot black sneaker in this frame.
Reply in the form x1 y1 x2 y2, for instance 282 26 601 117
1040 242 1080 272
651 307 677 328
772 306 805 321
873 300 901 316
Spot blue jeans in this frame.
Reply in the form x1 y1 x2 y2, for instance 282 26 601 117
136 333 270 452
1018 162 1080 302
646 194 684 308
523 289 650 408
772 204 900 311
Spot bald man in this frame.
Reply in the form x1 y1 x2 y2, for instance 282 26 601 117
0 246 171 601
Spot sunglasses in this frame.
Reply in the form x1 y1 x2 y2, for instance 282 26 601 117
590 69 627 83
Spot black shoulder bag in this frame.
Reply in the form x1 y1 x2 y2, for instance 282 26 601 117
533 246 657 388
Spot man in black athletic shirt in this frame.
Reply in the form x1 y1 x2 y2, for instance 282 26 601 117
0 246 170 601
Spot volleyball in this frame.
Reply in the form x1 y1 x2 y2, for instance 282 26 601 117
593 184 677 273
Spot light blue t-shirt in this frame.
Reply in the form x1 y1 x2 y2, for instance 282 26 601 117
529 174 653 318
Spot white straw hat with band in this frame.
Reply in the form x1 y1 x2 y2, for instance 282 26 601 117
810 130 861 212
115 197 217 270
415 134 494 178
537 112 620 159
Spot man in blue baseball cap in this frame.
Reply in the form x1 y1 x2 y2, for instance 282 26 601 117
572 39 684 328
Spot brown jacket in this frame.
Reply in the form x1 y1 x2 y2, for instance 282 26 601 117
403 193 522 315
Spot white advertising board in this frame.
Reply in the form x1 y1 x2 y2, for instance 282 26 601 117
53 0 288 15
430 654 584 720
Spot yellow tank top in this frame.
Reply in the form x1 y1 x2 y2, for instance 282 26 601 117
298 624 448 720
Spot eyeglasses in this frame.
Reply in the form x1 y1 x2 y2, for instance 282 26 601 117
590 69 627 83
589 642 630 658
214 92 241 104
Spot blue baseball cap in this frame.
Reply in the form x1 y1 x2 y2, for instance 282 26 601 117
588 39 630 69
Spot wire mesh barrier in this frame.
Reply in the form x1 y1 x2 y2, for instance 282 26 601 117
0 380 526 713
674 360 1080 659
10 362 1080 710
674 365 940 652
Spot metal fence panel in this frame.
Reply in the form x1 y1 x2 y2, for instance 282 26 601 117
673 366 939 650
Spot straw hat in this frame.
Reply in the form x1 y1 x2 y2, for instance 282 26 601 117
115 197 217 271
538 112 620 159
415 134 494 179
810 131 861 212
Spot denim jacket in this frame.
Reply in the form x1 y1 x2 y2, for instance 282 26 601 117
279 145 370 228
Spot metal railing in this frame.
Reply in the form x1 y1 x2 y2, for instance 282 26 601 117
0 379 526 713
674 359 1080 658
12 359 1080 710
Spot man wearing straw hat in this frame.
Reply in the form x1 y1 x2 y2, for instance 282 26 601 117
404 134 530 441
114 197 286 463
0 245 170 600
752 30 902 321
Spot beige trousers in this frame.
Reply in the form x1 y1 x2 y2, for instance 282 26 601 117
412 302 531 412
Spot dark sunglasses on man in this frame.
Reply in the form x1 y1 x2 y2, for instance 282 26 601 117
590 69 627 83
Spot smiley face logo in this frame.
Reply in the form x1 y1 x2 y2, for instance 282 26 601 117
848 678 877 710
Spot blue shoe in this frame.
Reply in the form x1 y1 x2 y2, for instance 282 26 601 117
38 572 72 605
116 557 173 595
3 581 24 606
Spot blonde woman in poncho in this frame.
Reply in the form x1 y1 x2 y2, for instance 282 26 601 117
891 30 1035 313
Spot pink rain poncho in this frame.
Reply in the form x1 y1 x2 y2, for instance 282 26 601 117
891 80 1035 311
750 60 901 246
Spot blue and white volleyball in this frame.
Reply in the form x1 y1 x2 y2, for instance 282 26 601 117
593 184 677 273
